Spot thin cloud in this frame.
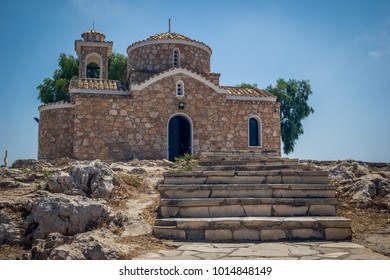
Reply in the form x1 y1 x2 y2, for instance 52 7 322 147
369 50 384 58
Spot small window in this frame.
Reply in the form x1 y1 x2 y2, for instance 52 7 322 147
176 81 184 96
248 116 262 147
173 48 180 67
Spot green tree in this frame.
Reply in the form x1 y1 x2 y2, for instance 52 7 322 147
266 79 314 154
37 53 79 103
108 52 127 82
236 82 257 89
37 52 127 104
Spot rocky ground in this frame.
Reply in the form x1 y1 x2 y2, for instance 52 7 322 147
0 158 389 259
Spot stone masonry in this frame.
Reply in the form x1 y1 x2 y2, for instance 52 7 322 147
38 30 281 161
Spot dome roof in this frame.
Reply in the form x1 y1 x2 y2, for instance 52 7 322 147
81 30 106 42
127 32 212 54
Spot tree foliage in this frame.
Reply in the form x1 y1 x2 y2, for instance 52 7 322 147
108 52 127 82
37 53 79 103
266 79 314 154
236 83 258 89
37 52 127 104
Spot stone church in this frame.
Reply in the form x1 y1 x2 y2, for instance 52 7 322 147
38 29 281 161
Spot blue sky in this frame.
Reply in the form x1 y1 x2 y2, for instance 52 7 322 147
0 0 389 164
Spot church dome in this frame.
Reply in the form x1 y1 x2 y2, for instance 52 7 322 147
127 32 212 54
127 31 212 83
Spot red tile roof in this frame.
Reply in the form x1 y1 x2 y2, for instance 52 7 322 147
127 32 211 53
222 86 274 98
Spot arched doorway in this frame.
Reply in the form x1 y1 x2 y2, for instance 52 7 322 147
168 114 192 161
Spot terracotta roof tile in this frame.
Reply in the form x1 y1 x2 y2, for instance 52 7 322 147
82 30 106 37
127 32 211 53
222 86 275 98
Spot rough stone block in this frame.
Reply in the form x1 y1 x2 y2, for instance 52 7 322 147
209 205 246 217
186 230 205 240
205 229 232 241
176 220 209 229
315 217 351 228
153 228 185 240
308 205 336 216
243 205 272 216
159 206 179 218
165 189 211 198
260 229 287 241
290 229 323 239
211 189 272 198
325 228 352 240
233 229 260 241
273 205 308 216
204 170 235 177
266 175 282 184
231 176 267 184
178 207 210 218
164 177 207 185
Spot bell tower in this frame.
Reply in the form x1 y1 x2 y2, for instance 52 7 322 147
75 30 113 79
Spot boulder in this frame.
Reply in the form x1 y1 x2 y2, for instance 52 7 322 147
0 211 21 244
48 233 119 260
25 194 110 242
31 233 72 260
46 161 116 199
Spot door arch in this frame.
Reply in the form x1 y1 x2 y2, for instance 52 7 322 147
167 113 193 161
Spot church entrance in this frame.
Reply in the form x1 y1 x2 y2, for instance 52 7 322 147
168 114 192 161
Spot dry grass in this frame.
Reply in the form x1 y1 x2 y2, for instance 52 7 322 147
141 196 160 225
117 234 174 260
108 172 150 210
337 204 390 236
0 245 27 260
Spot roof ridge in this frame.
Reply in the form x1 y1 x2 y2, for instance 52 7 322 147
130 66 216 86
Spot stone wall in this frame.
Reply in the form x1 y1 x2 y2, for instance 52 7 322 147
72 74 280 161
38 106 74 160
128 43 211 84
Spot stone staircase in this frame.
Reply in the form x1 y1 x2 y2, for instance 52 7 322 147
153 151 352 242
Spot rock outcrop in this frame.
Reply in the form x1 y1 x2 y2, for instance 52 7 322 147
46 160 116 199
25 194 110 242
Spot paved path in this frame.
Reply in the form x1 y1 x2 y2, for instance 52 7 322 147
134 241 390 260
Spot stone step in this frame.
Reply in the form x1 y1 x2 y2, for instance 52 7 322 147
199 158 299 166
153 216 352 241
158 183 336 199
192 164 305 172
158 197 337 218
163 170 328 185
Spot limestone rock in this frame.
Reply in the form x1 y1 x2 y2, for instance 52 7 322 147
31 233 72 260
46 160 116 199
0 211 21 244
11 159 50 171
25 194 110 242
48 232 119 260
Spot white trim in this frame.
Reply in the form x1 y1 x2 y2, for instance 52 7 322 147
85 53 103 79
167 113 194 161
173 48 180 67
226 95 276 102
131 68 226 94
39 103 74 113
248 115 262 148
127 39 212 55
69 88 129 95
176 80 184 96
